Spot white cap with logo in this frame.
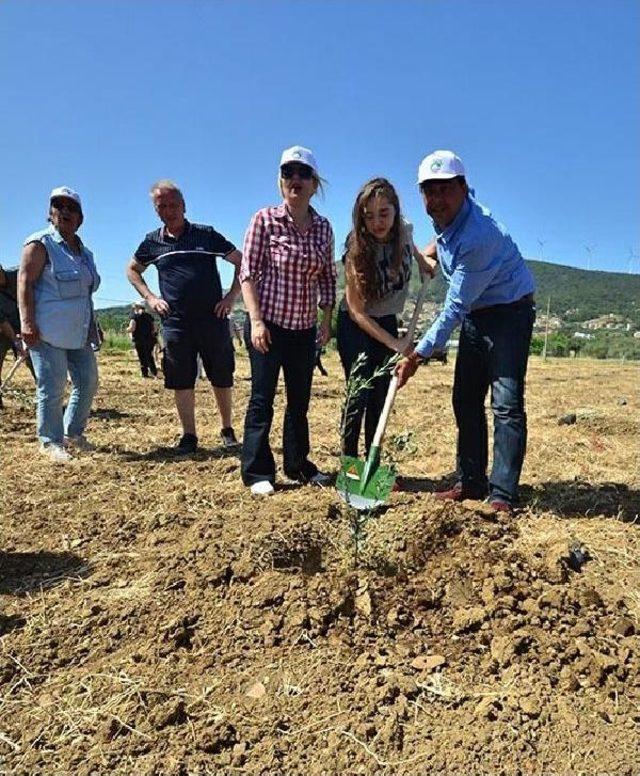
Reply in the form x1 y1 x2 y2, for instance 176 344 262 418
279 145 318 174
417 150 465 184
49 186 83 213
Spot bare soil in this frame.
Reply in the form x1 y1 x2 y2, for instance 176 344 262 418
1 350 639 776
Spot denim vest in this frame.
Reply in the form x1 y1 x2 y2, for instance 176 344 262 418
24 226 101 350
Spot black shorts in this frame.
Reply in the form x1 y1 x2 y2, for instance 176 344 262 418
162 317 234 390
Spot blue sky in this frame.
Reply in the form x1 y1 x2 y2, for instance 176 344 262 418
1 0 638 308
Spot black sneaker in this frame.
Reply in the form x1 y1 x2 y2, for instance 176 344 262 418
220 427 240 449
175 433 198 454
285 462 328 485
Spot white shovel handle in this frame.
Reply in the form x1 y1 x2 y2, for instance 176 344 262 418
406 279 429 342
370 374 399 449
370 280 429 450
0 352 28 393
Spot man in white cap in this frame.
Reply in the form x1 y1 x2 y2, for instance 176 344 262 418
397 151 536 514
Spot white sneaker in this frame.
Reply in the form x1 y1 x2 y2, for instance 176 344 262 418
308 470 331 486
250 481 275 496
40 442 72 463
63 435 95 452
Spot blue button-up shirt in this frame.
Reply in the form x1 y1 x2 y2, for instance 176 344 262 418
415 196 535 359
25 226 100 350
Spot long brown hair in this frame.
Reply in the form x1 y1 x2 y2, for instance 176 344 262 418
345 178 404 302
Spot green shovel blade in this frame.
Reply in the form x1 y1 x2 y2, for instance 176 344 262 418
336 454 397 511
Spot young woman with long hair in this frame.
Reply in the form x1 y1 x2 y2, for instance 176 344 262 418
337 177 434 457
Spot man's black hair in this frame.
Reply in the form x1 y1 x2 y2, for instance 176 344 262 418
419 175 467 193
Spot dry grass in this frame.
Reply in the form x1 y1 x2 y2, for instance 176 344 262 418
1 349 639 775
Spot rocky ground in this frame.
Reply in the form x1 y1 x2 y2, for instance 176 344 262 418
1 349 639 775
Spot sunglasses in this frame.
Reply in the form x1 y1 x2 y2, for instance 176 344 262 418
51 198 81 214
419 178 464 195
280 163 314 180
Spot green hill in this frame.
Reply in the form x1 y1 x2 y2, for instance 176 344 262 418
525 260 640 324
97 260 640 331
406 259 640 326
95 306 134 332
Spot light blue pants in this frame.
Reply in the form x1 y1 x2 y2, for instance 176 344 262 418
29 341 98 445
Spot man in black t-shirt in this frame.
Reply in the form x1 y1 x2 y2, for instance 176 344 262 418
126 180 242 453
127 302 157 378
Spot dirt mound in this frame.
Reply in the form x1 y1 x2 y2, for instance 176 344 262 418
1 352 639 775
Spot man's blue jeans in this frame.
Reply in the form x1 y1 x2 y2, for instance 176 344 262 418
452 300 535 504
29 341 99 445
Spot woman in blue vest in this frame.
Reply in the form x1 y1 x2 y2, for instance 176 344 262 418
18 187 101 463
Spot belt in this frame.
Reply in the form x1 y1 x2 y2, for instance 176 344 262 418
472 292 535 314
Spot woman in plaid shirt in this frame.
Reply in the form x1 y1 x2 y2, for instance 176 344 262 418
239 146 337 496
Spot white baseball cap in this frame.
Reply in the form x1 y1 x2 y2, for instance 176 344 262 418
279 145 318 174
49 186 83 213
417 151 466 184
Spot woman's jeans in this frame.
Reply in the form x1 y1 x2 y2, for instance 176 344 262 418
453 300 536 504
29 341 99 445
336 308 397 457
241 319 317 485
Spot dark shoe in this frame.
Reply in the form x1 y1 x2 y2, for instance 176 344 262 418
288 470 331 486
307 470 331 486
434 483 486 502
285 461 321 485
489 499 513 515
220 427 240 449
175 433 198 454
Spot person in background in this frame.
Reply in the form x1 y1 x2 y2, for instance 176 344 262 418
153 328 164 371
228 315 243 349
240 145 336 496
126 180 242 453
0 263 35 407
337 178 434 457
314 342 328 377
18 187 101 462
396 151 536 514
127 301 157 378
94 320 105 350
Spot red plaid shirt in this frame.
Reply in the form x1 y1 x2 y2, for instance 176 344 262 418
240 203 336 330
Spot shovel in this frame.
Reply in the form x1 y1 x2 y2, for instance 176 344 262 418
0 349 29 397
337 280 429 511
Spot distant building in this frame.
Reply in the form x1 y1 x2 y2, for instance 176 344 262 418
534 314 562 332
582 314 631 331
